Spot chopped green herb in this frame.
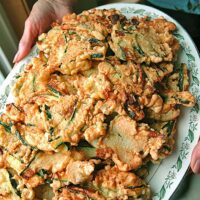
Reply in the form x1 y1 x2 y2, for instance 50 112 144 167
48 85 63 96
45 105 52 120
163 145 171 152
0 121 12 133
63 33 68 43
91 53 103 59
68 30 76 35
37 169 48 178
64 142 71 149
45 179 53 184
77 146 96 159
124 101 135 119
64 47 68 53
119 46 126 61
69 107 77 122
126 185 145 189
160 94 168 103
178 64 184 91
80 126 87 132
54 142 63 149
179 99 190 104
15 131 29 146
113 73 122 79
26 123 35 127
106 47 115 57
48 127 55 142
12 104 22 112
15 75 21 79
38 106 42 113
8 171 21 197
163 121 175 136
57 178 69 183
32 75 36 92
62 33 68 53
78 140 93 148
20 151 40 176
127 25 136 31
104 112 118 126
134 46 145 56
55 142 71 150
89 38 99 43
49 127 54 137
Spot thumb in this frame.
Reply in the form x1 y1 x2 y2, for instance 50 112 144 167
191 141 200 174
13 19 38 63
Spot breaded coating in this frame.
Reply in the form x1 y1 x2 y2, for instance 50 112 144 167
0 8 195 200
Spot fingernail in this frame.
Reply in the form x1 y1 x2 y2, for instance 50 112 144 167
194 160 200 174
13 52 19 63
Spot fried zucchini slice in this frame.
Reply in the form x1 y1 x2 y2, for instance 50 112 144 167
0 115 37 167
99 116 165 170
21 96 94 146
149 120 177 156
166 63 189 92
150 120 176 137
20 150 73 180
5 103 24 122
92 166 151 199
98 60 144 96
53 186 104 200
12 57 54 106
109 20 178 63
54 166 151 200
163 91 196 107
38 10 120 75
139 93 163 113
142 63 173 83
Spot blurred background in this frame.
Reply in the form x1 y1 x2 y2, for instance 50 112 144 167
0 0 35 84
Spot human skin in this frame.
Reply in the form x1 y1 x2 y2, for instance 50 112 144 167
13 0 75 63
12 0 200 174
191 142 200 174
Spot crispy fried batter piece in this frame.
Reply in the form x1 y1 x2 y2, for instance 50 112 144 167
97 115 166 171
109 17 179 63
1 8 196 200
54 166 151 200
37 9 126 75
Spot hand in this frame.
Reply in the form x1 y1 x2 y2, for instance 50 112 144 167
191 141 200 174
13 0 75 63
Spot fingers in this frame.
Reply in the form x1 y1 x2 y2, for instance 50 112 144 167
13 0 54 63
13 19 38 63
191 141 200 174
13 0 73 63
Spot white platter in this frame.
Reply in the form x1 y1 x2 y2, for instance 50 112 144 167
0 3 200 200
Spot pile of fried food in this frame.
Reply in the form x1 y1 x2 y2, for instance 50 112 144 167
0 9 195 200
